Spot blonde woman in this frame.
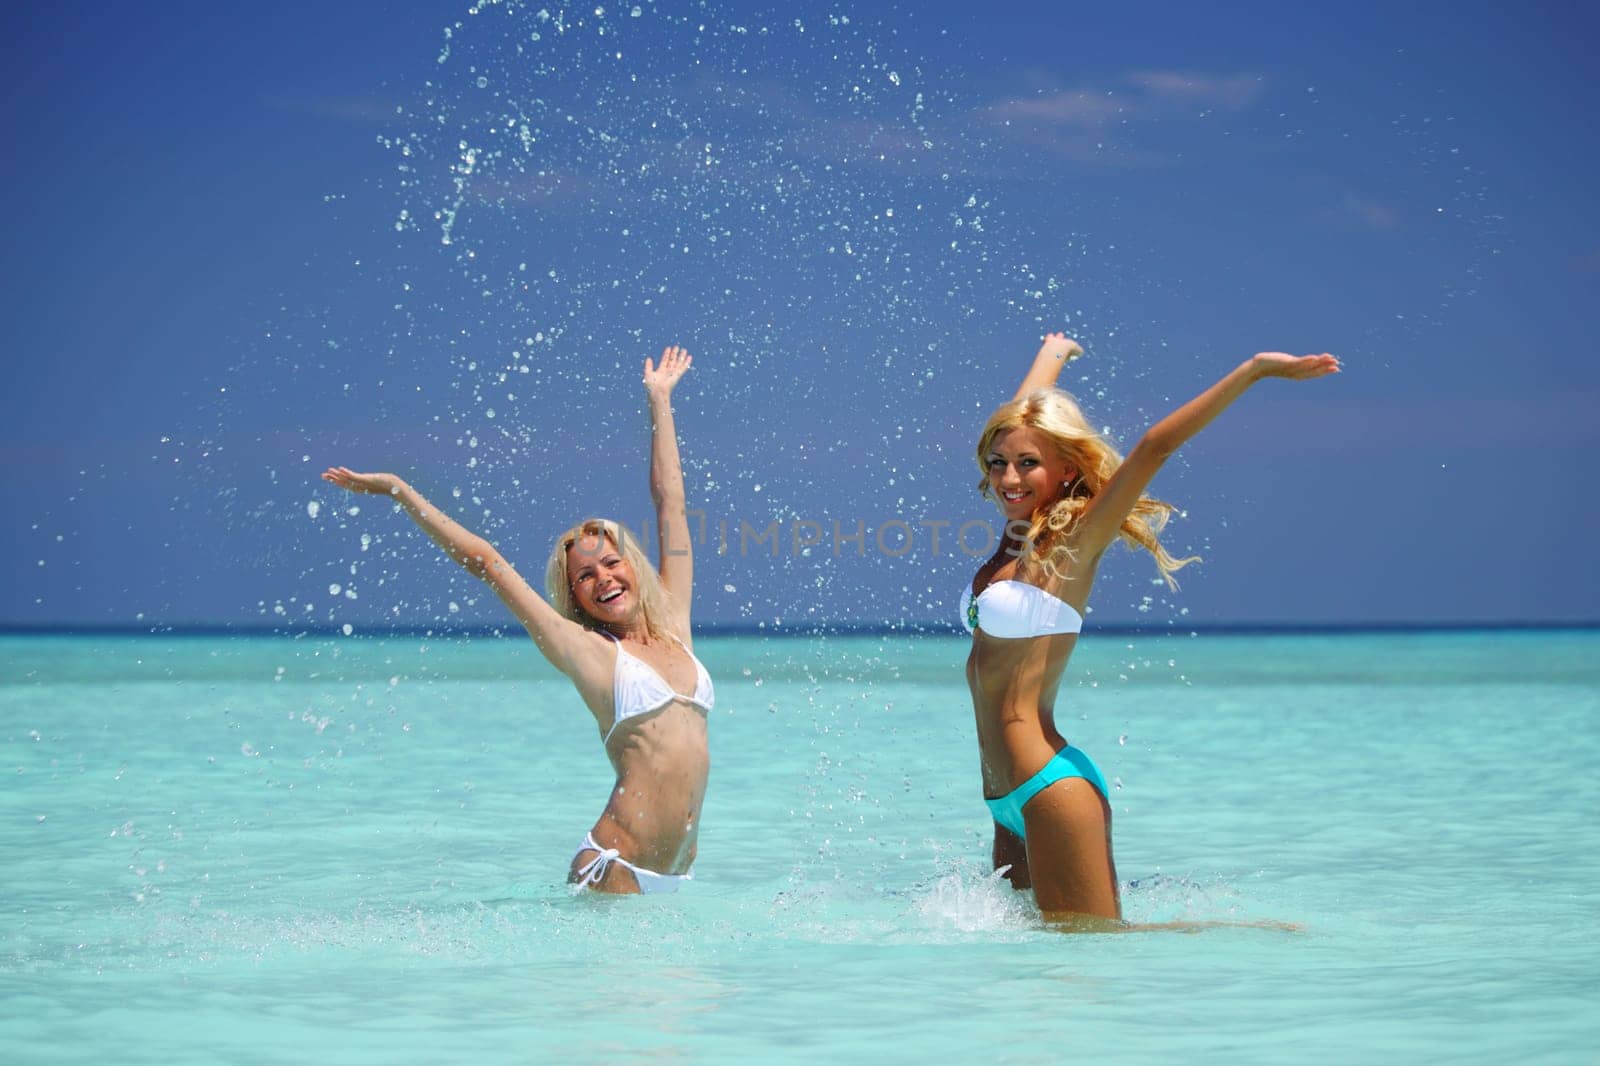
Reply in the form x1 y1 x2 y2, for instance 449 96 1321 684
322 346 711 894
964 332 1339 923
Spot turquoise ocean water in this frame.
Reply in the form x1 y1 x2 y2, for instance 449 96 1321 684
2 629 1596 1062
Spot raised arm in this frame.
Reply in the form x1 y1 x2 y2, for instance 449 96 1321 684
1071 352 1341 558
1012 332 1084 400
641 346 694 635
319 468 597 675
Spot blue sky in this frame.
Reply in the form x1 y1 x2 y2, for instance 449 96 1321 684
4 1 1597 629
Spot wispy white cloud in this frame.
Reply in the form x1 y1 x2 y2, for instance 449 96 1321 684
435 66 1272 217
1125 71 1262 110
968 69 1265 168
981 69 1264 130
987 91 1125 128
1337 193 1401 231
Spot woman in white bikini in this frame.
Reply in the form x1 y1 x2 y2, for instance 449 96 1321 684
964 332 1338 924
322 346 711 894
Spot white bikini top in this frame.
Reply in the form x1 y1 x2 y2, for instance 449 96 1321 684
603 632 715 743
961 580 1084 639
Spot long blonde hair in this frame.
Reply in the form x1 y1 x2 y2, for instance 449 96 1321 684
976 388 1198 588
544 518 675 641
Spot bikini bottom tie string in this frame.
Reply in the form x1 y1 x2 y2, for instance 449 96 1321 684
576 845 621 889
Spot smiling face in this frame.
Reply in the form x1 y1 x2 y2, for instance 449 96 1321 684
985 426 1077 522
565 532 640 627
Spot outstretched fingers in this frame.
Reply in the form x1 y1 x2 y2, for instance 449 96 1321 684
643 344 693 393
320 467 397 495
659 344 692 377
1285 352 1341 379
1255 352 1342 380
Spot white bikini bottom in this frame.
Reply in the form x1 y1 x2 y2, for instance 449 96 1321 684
572 832 692 895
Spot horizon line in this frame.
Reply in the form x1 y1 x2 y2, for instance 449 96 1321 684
1 620 1596 639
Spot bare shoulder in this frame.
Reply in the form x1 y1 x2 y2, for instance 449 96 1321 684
551 627 621 711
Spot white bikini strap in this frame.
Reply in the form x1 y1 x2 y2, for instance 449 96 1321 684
575 833 623 890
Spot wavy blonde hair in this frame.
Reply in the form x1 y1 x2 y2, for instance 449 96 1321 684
976 387 1198 588
544 518 675 641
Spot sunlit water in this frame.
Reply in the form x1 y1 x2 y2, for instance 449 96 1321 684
3 629 1596 1061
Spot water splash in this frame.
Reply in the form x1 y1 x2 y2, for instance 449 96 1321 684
179 2 1499 638
912 860 1032 935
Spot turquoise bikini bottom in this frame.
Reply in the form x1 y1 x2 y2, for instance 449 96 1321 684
984 745 1109 838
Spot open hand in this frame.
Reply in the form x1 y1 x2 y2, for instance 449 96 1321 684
1038 332 1084 363
643 345 693 397
321 467 401 495
1252 352 1341 380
